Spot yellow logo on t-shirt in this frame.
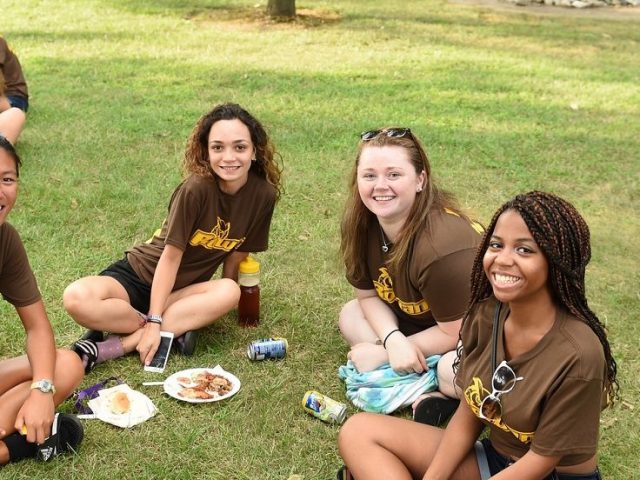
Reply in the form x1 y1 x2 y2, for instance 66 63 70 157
464 377 534 444
189 217 245 252
373 267 430 316
444 208 484 235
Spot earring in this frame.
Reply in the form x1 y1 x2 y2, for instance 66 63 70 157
417 186 423 192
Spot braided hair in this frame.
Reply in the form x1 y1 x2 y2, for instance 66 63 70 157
461 191 618 403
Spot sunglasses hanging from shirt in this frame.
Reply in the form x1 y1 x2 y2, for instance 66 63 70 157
479 302 524 421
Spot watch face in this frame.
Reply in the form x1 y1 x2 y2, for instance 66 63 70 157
33 380 55 393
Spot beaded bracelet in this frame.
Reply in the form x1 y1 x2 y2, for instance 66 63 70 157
382 328 401 349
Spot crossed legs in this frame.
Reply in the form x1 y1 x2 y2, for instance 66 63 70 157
338 413 481 480
63 275 240 359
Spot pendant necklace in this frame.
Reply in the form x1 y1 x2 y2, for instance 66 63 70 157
380 225 390 253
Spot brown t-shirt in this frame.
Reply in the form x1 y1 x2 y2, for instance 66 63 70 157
127 172 276 290
347 210 481 335
0 37 28 99
0 223 41 307
456 298 606 466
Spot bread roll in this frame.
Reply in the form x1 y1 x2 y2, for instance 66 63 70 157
110 391 131 414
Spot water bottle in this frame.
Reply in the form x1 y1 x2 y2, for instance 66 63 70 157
238 256 260 327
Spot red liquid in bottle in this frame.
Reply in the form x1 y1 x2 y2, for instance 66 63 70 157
238 285 260 327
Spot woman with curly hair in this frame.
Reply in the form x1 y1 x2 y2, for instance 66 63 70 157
338 191 617 480
64 103 282 371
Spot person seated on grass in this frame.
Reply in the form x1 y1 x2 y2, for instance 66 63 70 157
337 191 617 480
0 37 28 145
338 127 482 425
64 103 282 372
0 135 84 466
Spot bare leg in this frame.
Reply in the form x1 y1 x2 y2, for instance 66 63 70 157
338 412 481 480
161 278 240 336
0 108 26 145
338 299 380 346
63 276 143 334
437 350 459 398
0 350 84 465
114 278 240 353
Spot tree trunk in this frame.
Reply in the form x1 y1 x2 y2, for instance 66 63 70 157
267 0 296 18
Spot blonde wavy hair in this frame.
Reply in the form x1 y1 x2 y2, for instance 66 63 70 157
341 128 467 280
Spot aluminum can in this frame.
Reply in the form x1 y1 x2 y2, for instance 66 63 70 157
302 390 347 424
247 338 288 361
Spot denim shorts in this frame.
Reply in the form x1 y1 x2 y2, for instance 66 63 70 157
99 257 151 314
6 95 29 112
475 439 601 480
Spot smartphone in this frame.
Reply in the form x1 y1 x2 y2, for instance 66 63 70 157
144 331 174 373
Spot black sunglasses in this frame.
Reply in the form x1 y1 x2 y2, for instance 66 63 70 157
479 360 523 421
360 128 412 141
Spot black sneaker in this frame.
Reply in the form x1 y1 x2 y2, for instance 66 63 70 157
413 395 459 427
36 413 84 461
175 330 197 356
71 338 99 374
80 329 104 342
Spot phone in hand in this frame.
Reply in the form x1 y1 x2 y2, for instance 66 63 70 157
144 331 174 373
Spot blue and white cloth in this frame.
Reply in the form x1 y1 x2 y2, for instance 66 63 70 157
338 355 440 414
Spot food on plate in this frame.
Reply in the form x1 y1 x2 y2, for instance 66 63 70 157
176 370 233 400
110 391 131 414
178 387 213 399
176 376 193 387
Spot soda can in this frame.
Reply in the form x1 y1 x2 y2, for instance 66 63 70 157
247 337 288 361
302 390 347 424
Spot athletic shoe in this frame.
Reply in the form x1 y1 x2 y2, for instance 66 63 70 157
36 413 84 461
175 330 197 356
71 338 98 374
413 395 459 427
80 329 104 342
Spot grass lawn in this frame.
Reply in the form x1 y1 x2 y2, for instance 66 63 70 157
1 0 639 478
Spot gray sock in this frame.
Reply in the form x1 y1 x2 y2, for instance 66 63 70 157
95 335 124 364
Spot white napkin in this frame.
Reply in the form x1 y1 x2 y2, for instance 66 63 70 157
88 383 157 428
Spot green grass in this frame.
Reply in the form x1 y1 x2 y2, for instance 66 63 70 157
1 0 639 478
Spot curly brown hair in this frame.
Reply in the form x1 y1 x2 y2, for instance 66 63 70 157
182 103 283 199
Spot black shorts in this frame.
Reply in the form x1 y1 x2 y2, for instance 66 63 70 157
475 439 602 480
99 257 151 314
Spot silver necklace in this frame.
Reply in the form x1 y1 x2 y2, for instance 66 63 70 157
380 225 390 253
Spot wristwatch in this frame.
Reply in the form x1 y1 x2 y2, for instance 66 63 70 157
30 379 56 394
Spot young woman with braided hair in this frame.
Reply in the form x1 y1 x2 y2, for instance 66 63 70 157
338 191 617 480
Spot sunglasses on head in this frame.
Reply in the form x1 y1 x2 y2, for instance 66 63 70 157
360 128 412 141
479 360 523 421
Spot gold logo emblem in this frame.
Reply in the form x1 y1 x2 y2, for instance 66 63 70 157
189 217 245 252
374 267 429 316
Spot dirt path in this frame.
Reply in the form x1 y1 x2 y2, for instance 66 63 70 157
449 0 640 21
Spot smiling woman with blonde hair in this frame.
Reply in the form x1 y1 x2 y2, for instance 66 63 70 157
338 127 482 423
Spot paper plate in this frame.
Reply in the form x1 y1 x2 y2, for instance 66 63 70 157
163 367 241 404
